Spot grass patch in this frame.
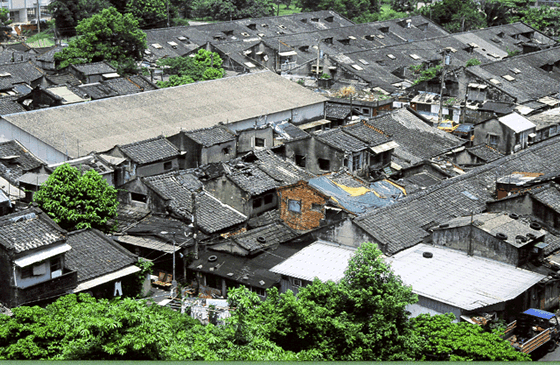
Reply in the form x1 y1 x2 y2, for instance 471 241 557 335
276 4 302 16
24 30 55 47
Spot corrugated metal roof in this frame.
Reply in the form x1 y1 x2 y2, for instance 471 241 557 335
386 244 545 311
72 265 140 292
270 240 356 282
14 243 72 267
523 308 556 320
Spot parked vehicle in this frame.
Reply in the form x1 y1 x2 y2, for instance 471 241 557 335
503 308 560 354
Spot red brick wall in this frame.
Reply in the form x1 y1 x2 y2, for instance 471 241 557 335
278 183 328 230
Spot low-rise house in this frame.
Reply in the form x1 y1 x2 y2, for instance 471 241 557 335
387 243 546 320
48 155 114 186
450 144 504 167
431 212 547 267
142 171 247 236
102 136 181 183
66 229 140 298
473 112 536 154
527 107 560 144
270 239 356 295
18 85 90 110
67 62 118 83
0 208 77 307
168 125 237 169
203 162 279 217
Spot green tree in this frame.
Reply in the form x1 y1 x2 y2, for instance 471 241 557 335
466 58 482 67
125 0 168 28
297 0 379 22
54 7 146 74
191 0 275 21
233 242 420 360
0 8 13 42
48 0 111 37
411 313 531 361
156 49 224 88
33 163 118 231
419 0 486 32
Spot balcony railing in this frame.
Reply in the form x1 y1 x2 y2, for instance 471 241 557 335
15 269 77 306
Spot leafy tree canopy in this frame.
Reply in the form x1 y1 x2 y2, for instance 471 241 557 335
0 8 13 42
156 49 225 88
296 0 379 22
125 0 168 28
48 0 111 37
411 313 531 361
419 0 486 32
54 7 146 74
191 0 275 21
33 163 118 231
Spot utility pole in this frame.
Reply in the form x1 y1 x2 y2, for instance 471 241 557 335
192 190 199 260
437 49 450 125
37 0 41 33
167 0 170 27
316 39 321 79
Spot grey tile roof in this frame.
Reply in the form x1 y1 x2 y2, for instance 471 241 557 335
0 96 26 115
127 75 159 91
101 78 147 96
230 221 299 254
531 184 560 213
314 128 368 152
65 229 137 283
355 134 560 255
143 172 247 234
76 82 119 99
273 121 310 141
342 119 393 147
71 62 117 76
0 208 66 253
0 50 36 65
0 61 44 91
228 164 279 195
252 149 316 184
369 108 464 164
107 204 151 233
125 214 193 244
35 46 63 62
467 144 504 162
0 140 45 183
119 136 179 165
325 103 351 119
185 125 236 147
247 209 280 228
465 47 560 104
45 72 82 86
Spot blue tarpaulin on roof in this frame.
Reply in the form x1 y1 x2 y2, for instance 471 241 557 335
523 308 556 320
308 177 404 214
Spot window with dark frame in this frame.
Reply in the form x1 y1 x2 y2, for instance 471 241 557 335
50 257 61 273
253 198 263 209
131 192 147 203
295 154 306 167
21 266 33 278
311 203 323 211
222 146 231 155
163 161 172 170
263 194 273 205
255 138 265 147
318 158 330 170
288 199 301 213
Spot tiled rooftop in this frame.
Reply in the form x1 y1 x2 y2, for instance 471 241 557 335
185 125 236 147
119 136 180 165
0 208 66 253
65 229 137 283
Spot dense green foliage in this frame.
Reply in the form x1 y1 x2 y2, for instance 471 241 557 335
156 49 225 88
412 313 531 361
33 163 118 231
190 0 275 21
0 243 529 361
297 0 379 23
48 0 111 37
418 0 560 36
410 63 442 85
466 58 482 67
54 7 146 73
125 0 168 28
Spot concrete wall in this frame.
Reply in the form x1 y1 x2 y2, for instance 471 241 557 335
407 296 462 320
284 137 344 175
237 128 273 154
136 158 178 178
15 254 65 289
473 118 515 155
486 194 534 216
201 141 237 165
0 246 14 306
314 218 372 249
204 175 247 215
0 119 68 164
432 226 521 266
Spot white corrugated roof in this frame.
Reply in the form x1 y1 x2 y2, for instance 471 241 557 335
270 240 356 282
499 113 536 133
386 244 545 311
14 243 72 267
72 265 140 292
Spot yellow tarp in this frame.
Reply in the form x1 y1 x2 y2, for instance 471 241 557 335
332 181 379 197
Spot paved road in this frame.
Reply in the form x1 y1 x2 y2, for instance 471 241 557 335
536 341 560 361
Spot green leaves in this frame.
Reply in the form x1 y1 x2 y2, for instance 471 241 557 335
33 163 118 232
190 0 275 21
156 49 225 88
55 7 146 73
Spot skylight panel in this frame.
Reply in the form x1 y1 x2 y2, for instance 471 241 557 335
387 54 396 59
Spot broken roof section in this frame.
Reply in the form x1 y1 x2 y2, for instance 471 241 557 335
308 172 405 214
118 136 180 165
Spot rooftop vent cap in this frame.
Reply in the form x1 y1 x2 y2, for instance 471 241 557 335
208 255 218 262
257 236 266 243
530 222 542 230
423 252 433 258
496 232 508 240
509 213 519 220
